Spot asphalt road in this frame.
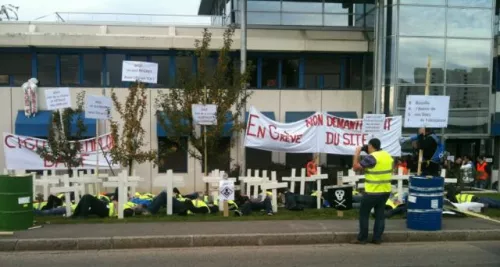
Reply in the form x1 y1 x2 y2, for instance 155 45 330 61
0 241 499 267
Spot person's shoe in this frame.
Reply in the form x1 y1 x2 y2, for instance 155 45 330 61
267 212 274 216
371 240 382 245
234 210 243 217
350 239 366 245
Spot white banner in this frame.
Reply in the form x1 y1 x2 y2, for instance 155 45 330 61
245 106 402 156
3 133 118 170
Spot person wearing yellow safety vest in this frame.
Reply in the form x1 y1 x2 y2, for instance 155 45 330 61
352 138 393 245
234 190 274 216
445 185 500 209
72 194 144 218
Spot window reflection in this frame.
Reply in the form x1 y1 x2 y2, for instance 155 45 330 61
282 13 323 26
282 59 299 88
282 1 322 13
0 53 31 86
304 57 340 89
247 11 281 25
262 58 279 88
447 8 492 38
446 109 489 134
247 0 281 12
399 0 445 5
106 54 125 87
324 14 349 26
446 39 491 85
399 6 445 37
397 37 445 84
396 85 443 108
83 54 102 87
60 55 80 86
447 0 493 8
446 86 489 109
37 54 57 87
151 56 170 87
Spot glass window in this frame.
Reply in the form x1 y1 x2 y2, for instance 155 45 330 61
304 57 340 89
446 86 489 109
37 54 57 87
247 11 281 25
247 57 258 88
128 55 148 62
60 55 80 86
203 57 217 80
83 54 102 87
247 0 280 12
106 54 125 86
447 0 493 8
158 137 188 173
364 54 374 89
151 56 170 87
324 14 350 26
398 6 445 37
262 58 279 88
446 39 491 85
399 0 445 5
346 57 362 89
175 56 193 83
445 109 489 134
447 8 492 38
324 2 350 13
246 148 272 170
384 37 396 85
0 53 31 86
281 59 299 88
398 38 445 84
282 1 322 13
282 13 323 26
396 85 443 108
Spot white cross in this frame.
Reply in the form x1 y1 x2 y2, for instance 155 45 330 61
102 170 137 219
106 169 143 197
153 170 185 215
239 169 270 198
36 171 61 201
70 169 102 196
49 174 80 217
203 169 237 203
310 167 329 209
282 168 311 195
260 171 288 213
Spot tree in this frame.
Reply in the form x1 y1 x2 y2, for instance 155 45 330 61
156 25 253 173
37 91 87 176
109 82 157 175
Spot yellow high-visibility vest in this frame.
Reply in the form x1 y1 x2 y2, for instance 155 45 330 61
364 150 393 193
456 194 474 203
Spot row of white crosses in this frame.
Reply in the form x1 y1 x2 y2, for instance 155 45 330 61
203 169 237 211
282 167 328 209
153 170 185 215
101 170 144 219
239 169 289 213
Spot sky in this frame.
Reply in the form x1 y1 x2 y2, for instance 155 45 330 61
5 0 202 21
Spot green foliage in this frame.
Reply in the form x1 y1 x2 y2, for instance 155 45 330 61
156 25 253 171
110 82 158 175
36 91 87 173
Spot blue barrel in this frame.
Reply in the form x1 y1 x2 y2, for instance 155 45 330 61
406 176 444 231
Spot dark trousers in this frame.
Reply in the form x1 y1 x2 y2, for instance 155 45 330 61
240 198 273 215
147 191 188 215
41 195 63 210
73 194 109 218
421 161 440 177
284 192 316 210
358 193 390 242
477 197 500 209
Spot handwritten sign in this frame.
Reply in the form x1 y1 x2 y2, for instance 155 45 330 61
85 95 112 120
121 61 158 84
192 104 217 125
45 88 71 110
404 95 450 128
362 113 386 134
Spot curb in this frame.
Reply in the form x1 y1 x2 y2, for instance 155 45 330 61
1 230 500 251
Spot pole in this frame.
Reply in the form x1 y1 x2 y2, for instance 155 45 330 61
239 0 248 194
204 86 208 195
417 56 432 176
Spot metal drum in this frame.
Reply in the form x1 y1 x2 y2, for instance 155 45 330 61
406 176 444 231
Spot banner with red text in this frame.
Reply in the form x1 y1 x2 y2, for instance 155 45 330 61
245 106 402 156
3 133 118 170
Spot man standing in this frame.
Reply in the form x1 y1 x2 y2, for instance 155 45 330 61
401 128 443 176
351 138 393 245
475 156 490 189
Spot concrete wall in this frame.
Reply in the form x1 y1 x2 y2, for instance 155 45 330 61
0 22 369 52
1 87 365 193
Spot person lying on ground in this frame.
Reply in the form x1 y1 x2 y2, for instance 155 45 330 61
33 193 80 216
233 190 274 216
282 189 330 211
72 194 146 218
445 185 500 210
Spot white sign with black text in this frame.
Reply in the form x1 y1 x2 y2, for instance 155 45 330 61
219 180 235 201
45 88 71 110
404 95 450 128
121 61 158 84
85 95 112 120
192 104 217 125
362 113 386 134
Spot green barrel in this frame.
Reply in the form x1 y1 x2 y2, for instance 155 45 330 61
0 175 34 231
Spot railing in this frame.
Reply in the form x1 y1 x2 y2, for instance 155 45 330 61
33 12 231 26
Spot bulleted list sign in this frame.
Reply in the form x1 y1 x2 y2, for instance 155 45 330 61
404 95 450 128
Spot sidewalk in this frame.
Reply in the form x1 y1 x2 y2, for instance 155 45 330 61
1 219 499 251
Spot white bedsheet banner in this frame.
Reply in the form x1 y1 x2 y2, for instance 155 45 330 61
245 106 402 156
3 132 117 170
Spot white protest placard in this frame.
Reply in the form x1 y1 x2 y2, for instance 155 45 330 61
121 61 158 84
362 113 386 134
219 180 235 201
192 104 217 125
245 106 402 156
85 95 112 120
45 88 71 110
404 95 450 128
